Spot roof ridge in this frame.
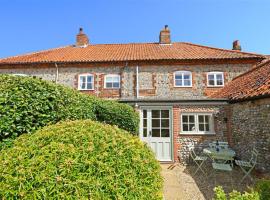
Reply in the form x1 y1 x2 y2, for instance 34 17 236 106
181 42 264 57
0 45 71 61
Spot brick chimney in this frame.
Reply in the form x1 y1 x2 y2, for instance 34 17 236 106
159 25 171 44
232 40 241 51
76 28 89 47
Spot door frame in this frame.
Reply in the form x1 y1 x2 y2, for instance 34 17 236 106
139 106 174 162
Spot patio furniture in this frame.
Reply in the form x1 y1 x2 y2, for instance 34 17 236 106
212 162 233 187
203 147 235 165
209 141 229 149
235 148 258 183
190 148 208 175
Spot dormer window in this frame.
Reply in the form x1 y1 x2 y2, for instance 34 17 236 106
207 72 224 87
104 74 120 89
174 71 192 87
78 74 94 90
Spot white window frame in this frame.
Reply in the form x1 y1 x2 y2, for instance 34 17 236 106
78 74 94 90
207 72 224 87
104 74 120 89
180 113 215 135
174 71 192 87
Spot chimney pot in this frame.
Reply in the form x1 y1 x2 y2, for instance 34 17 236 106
76 27 89 47
159 25 171 44
232 40 241 51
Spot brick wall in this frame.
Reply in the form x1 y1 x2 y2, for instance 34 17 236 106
230 98 270 172
0 63 252 100
172 104 230 163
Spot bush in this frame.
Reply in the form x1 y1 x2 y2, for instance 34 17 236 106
0 75 139 141
214 186 260 200
0 120 163 199
95 99 139 133
255 179 270 200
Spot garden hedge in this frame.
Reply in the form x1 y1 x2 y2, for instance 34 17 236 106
0 75 139 141
0 120 163 199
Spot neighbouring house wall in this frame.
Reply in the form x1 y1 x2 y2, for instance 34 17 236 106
230 98 270 172
173 104 230 163
0 63 252 100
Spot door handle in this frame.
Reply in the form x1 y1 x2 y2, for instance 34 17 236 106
149 131 152 136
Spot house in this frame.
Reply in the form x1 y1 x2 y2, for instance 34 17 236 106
0 26 266 164
212 58 270 172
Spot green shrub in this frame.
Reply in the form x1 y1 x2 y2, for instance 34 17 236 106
95 99 139 133
0 120 163 199
0 75 139 141
254 179 270 200
214 186 260 200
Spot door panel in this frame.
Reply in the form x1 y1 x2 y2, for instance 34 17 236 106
140 108 172 161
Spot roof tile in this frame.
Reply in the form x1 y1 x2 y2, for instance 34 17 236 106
0 42 263 64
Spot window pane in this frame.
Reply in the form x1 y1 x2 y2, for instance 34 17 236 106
205 124 210 131
161 110 169 118
143 128 147 137
143 110 147 118
189 124 196 131
106 77 113 82
183 74 190 80
184 80 191 86
182 115 188 123
87 76 92 83
208 79 215 86
113 82 120 88
152 110 160 118
161 129 170 137
175 79 182 86
87 83 92 90
198 115 204 123
208 74 215 80
205 116 210 123
106 82 113 88
183 124 189 131
152 119 160 127
80 76 86 83
152 129 160 137
189 116 195 123
81 82 86 89
199 124 205 131
216 74 223 80
175 75 182 80
161 119 169 128
216 79 223 85
143 119 147 128
111 76 118 81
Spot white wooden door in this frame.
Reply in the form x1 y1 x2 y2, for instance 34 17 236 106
140 108 172 161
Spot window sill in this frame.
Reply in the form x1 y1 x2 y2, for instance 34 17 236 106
179 132 216 136
174 86 193 88
78 89 94 91
103 88 120 90
206 86 224 88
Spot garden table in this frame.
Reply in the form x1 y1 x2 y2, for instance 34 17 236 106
203 147 236 164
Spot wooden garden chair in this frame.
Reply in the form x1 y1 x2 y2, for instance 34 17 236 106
190 148 208 176
235 148 258 183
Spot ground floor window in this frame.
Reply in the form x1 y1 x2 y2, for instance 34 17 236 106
181 113 214 134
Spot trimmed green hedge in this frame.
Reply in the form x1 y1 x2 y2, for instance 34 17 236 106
0 120 163 199
0 75 139 141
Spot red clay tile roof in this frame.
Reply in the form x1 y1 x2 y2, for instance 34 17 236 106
213 58 270 101
0 42 264 64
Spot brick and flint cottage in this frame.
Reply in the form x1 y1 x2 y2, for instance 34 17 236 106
0 26 268 169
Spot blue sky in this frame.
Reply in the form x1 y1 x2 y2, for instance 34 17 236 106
0 0 269 58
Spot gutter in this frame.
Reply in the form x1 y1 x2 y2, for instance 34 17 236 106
119 98 228 106
229 94 270 103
